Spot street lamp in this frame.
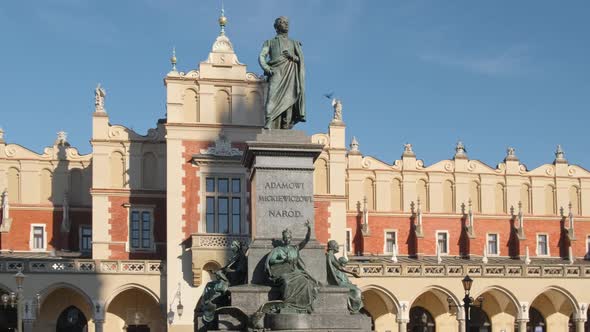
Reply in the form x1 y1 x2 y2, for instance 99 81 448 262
14 268 25 332
448 275 483 332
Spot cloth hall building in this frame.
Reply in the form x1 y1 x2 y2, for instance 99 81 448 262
1 20 590 332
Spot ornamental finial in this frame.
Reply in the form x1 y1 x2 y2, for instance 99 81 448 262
170 47 177 71
218 2 227 35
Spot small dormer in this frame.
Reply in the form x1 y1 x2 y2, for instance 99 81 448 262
164 10 266 127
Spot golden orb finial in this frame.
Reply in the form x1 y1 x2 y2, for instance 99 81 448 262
218 3 227 35
170 47 177 71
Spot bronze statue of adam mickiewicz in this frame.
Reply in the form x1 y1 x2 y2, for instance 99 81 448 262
259 17 305 129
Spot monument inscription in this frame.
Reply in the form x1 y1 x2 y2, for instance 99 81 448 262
255 174 314 239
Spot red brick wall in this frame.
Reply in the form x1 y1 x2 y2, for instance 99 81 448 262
0 207 90 252
346 212 590 258
108 196 166 259
314 200 331 244
182 141 210 238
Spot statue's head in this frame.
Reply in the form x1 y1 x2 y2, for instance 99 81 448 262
282 228 292 244
230 240 242 253
274 16 289 34
327 240 339 253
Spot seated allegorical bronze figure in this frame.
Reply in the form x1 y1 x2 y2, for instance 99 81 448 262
201 240 247 323
326 240 363 313
265 220 320 313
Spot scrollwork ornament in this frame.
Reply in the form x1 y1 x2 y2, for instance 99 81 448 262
393 160 402 168
362 157 372 169
444 162 454 172
545 167 554 176
5 146 17 157
467 161 477 172
519 164 527 174
416 160 425 169
568 167 576 176
495 163 506 173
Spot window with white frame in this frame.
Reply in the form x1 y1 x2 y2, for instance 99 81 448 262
437 231 449 255
80 226 92 252
30 225 46 250
487 233 499 255
384 231 397 253
345 229 352 254
130 209 153 251
205 176 244 234
537 234 549 256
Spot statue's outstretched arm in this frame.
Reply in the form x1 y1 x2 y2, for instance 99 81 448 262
258 42 272 76
298 220 311 250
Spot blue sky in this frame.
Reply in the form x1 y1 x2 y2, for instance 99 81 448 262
0 1 589 170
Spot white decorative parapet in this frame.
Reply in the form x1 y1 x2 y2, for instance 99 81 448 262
0 259 164 274
345 261 590 278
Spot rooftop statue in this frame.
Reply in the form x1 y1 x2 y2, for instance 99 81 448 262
259 16 306 129
265 220 319 313
326 240 363 314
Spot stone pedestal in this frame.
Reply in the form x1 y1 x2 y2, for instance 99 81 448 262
201 130 372 331
242 130 327 285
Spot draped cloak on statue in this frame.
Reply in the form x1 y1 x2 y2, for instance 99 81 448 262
259 35 306 129
265 244 319 313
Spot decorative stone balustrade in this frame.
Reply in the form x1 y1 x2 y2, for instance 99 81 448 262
346 261 590 278
191 233 250 249
0 259 164 274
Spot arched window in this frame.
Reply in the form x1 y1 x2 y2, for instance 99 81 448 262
470 306 492 332
142 152 157 189
408 306 435 332
363 178 375 211
545 185 556 215
56 305 88 331
569 186 581 215
520 184 532 214
313 158 328 194
469 181 481 213
110 151 125 188
40 169 53 204
69 169 83 205
7 167 20 203
391 178 402 211
443 180 454 212
215 90 231 123
528 307 546 332
417 179 429 211
183 88 199 122
495 183 506 214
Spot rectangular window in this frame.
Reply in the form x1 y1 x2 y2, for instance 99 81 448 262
204 176 244 234
384 231 397 253
437 232 448 254
345 229 352 254
487 233 498 255
587 235 590 258
80 226 92 252
33 226 44 250
537 234 548 256
130 209 153 251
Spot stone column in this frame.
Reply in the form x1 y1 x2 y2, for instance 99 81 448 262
397 319 408 332
22 319 35 332
457 318 466 332
516 319 528 332
575 319 586 332
94 319 104 332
